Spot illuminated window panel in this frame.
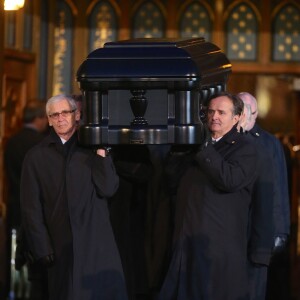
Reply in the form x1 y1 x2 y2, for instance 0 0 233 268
226 3 258 61
52 2 73 95
132 1 165 38
273 4 300 62
4 11 16 47
89 1 118 51
179 2 211 41
38 0 49 98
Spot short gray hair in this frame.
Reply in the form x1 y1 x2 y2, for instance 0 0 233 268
46 94 77 115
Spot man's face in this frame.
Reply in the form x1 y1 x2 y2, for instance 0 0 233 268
47 99 80 139
239 95 257 131
207 96 240 138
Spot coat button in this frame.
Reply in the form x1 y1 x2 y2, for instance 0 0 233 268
205 158 211 163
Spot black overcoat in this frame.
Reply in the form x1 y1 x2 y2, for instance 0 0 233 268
4 126 46 228
249 125 290 237
245 125 275 266
20 130 128 300
158 127 258 300
244 125 275 300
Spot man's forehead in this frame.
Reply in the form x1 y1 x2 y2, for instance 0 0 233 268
209 96 233 110
242 96 256 110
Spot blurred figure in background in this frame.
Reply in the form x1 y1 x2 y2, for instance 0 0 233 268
237 92 291 300
4 101 49 300
238 95 274 300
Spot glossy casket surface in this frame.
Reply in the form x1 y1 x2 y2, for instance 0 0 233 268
76 38 231 145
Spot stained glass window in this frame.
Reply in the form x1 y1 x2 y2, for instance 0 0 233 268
52 2 73 95
179 1 211 41
89 1 118 52
38 0 49 98
226 3 258 61
132 1 164 38
273 4 300 62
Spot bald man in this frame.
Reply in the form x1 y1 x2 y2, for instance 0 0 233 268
238 92 290 300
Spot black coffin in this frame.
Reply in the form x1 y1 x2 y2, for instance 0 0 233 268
76 38 231 145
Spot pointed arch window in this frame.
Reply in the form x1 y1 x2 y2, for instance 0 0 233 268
89 1 118 52
132 1 165 38
272 4 300 62
226 3 258 61
52 2 73 95
179 1 212 41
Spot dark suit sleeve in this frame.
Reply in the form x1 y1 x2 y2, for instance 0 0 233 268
91 154 119 198
195 140 258 192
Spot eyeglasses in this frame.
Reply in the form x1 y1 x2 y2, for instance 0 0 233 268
48 109 76 120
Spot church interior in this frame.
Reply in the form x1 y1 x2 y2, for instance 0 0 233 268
0 0 300 299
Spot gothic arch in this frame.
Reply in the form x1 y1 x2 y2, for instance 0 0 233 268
224 0 260 61
131 0 166 38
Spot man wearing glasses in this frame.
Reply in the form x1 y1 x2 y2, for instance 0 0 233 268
20 94 128 300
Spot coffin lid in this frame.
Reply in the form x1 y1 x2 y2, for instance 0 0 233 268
76 38 231 88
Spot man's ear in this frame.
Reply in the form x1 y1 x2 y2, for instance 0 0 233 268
233 114 240 124
48 117 53 126
75 109 81 121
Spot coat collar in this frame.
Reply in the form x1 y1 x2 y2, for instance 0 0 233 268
215 124 241 146
41 128 78 146
248 123 262 138
41 128 78 158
